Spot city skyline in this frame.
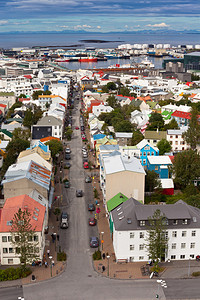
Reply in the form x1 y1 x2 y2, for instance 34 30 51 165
0 0 199 33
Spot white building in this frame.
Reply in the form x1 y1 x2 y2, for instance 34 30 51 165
110 198 200 263
167 128 189 152
92 104 113 117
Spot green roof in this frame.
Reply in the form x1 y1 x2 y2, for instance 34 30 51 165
145 131 167 140
0 92 15 96
146 101 157 109
122 146 137 150
161 111 173 120
107 192 128 212
0 129 12 138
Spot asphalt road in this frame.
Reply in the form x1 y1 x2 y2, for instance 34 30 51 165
1 286 24 300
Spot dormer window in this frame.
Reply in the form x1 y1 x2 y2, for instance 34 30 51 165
173 219 178 225
140 220 145 226
182 219 188 225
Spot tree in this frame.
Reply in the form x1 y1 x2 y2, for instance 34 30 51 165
157 139 172 155
32 90 51 100
65 127 73 141
114 120 133 132
45 139 63 160
6 102 23 119
118 86 130 96
145 209 168 267
106 95 119 108
131 130 143 146
183 107 200 150
12 128 31 141
191 74 200 81
11 208 39 268
164 119 179 130
23 106 43 129
146 112 165 131
107 82 117 91
173 150 200 189
145 170 161 193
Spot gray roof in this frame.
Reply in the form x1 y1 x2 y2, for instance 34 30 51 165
111 199 200 231
184 52 200 57
115 132 133 138
99 144 119 151
104 155 145 175
37 115 62 126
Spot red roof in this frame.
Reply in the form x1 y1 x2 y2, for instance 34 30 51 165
0 104 6 108
0 195 45 232
18 98 31 102
24 75 32 79
59 103 66 108
40 136 60 142
171 110 191 119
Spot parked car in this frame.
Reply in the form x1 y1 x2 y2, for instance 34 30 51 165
65 153 71 160
65 162 71 169
83 153 88 158
65 147 71 154
60 211 69 229
76 189 83 197
83 157 88 163
64 180 70 188
75 126 79 130
85 176 92 183
88 203 95 211
196 255 200 261
83 162 89 169
90 237 99 248
89 218 96 226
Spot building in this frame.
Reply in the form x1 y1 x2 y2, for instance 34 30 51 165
110 198 200 262
0 194 46 265
136 139 159 168
32 115 63 141
167 128 189 152
100 154 145 203
144 131 167 147
147 155 172 179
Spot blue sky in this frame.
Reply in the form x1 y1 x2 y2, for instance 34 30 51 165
0 0 199 32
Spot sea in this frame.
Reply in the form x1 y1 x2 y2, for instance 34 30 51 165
1 31 200 70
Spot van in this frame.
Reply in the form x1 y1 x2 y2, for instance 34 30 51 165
60 212 69 229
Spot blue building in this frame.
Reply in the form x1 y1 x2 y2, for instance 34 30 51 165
147 156 172 179
136 140 159 168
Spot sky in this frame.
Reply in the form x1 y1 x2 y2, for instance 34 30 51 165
0 0 199 32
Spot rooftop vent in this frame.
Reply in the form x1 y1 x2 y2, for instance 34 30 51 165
127 218 132 224
193 217 197 223
118 211 123 216
33 216 38 221
117 207 121 211
119 216 125 220
120 194 123 198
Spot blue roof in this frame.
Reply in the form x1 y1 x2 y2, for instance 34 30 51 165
27 141 50 153
93 134 106 141
99 144 119 151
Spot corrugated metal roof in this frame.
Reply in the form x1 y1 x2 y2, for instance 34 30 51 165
104 155 145 175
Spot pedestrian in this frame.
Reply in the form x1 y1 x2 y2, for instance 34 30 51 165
47 249 50 257
102 265 105 272
52 260 55 267
102 253 106 260
51 234 55 243
57 234 59 241
45 261 48 268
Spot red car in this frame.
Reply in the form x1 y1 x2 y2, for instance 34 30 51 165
83 162 89 169
89 218 96 226
75 126 79 130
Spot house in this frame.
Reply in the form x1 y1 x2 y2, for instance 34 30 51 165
1 122 25 132
0 194 46 265
171 111 193 128
110 198 200 262
147 155 172 179
2 160 52 203
0 129 12 141
95 137 117 161
32 115 63 141
144 131 167 147
130 110 149 132
115 132 133 146
136 139 159 167
100 154 145 203
17 152 52 171
92 104 113 117
167 128 190 152
38 95 66 110
107 192 128 213
18 141 52 163
159 178 174 195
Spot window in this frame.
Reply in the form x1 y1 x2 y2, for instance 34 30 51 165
9 248 14 253
16 248 20 254
180 255 185 259
147 152 150 156
151 152 154 156
140 221 145 227
143 152 146 156
170 135 173 139
182 219 187 224
190 243 195 249
3 248 8 253
139 244 144 250
176 135 178 138
130 232 134 239
172 231 177 237
139 256 144 260
153 140 157 143
8 236 12 242
172 243 176 249
143 159 146 164
155 166 158 170
34 235 38 242
28 236 32 242
2 236 7 242
15 236 19 242
190 255 195 259
130 257 134 262
192 231 196 237
35 247 39 253
173 220 178 225
8 259 13 265
171 255 176 260
140 232 145 238
182 231 186 237
130 245 134 251
181 243 186 249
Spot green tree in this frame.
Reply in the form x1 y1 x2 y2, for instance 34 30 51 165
32 90 51 100
191 74 200 81
118 86 130 96
157 139 172 155
65 127 73 141
183 107 200 150
12 128 31 141
145 170 161 193
145 209 168 266
106 95 119 108
164 119 179 130
131 130 143 145
146 112 165 131
23 108 33 129
114 120 133 132
45 139 63 160
11 208 39 269
173 150 200 189
6 102 23 119
107 82 117 90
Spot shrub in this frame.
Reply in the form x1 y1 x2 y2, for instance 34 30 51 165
54 208 61 216
57 251 67 261
192 271 200 277
0 267 31 281
94 188 99 199
93 250 101 260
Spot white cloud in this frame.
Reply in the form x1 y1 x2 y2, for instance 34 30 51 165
82 24 91 28
74 24 92 30
146 22 169 28
124 25 128 28
0 20 8 25
97 26 101 29
56 25 69 28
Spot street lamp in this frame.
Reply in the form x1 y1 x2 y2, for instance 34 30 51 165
188 258 191 278
49 256 53 277
54 232 57 251
107 255 110 277
101 232 104 252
